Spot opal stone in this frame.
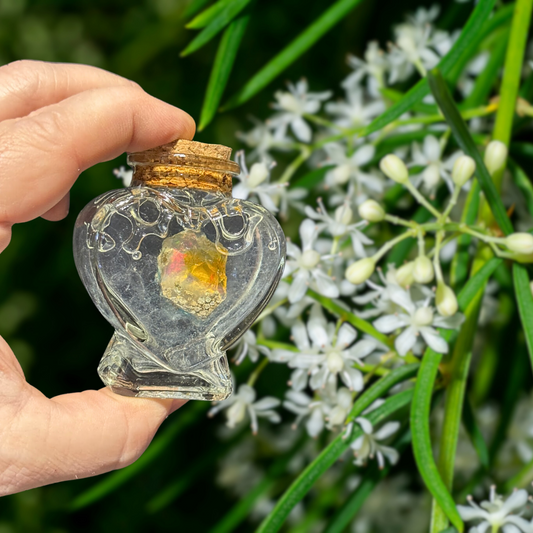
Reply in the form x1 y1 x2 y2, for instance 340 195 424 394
157 230 227 318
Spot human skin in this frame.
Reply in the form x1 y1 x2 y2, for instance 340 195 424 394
0 60 196 496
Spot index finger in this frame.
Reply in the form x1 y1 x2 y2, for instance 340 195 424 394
0 60 139 122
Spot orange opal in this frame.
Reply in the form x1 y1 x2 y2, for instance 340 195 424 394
157 230 227 318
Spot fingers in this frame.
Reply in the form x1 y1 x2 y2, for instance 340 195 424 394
41 193 70 221
0 84 196 225
0 60 139 121
0 382 187 495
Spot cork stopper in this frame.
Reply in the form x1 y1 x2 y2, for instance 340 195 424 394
127 139 240 194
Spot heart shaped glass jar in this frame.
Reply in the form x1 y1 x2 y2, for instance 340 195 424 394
73 140 286 401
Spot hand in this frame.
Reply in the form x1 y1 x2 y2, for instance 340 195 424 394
0 60 196 496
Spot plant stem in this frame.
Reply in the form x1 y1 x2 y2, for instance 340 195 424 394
492 0 533 190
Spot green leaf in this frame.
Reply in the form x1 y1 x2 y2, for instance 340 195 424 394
186 0 232 28
412 350 464 532
307 289 392 347
463 397 490 469
357 0 497 139
513 263 533 371
198 13 250 130
183 0 213 21
181 0 252 56
222 0 365 110
256 366 419 533
456 257 503 310
70 403 208 510
427 68 513 235
323 430 411 533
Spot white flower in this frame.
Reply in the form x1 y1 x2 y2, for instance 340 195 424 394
208 384 281 434
410 135 461 195
457 487 533 533
349 417 400 469
387 7 443 83
325 85 385 130
268 79 332 142
373 285 464 356
284 219 339 303
305 198 373 257
342 42 388 97
114 166 133 187
272 306 377 391
233 151 284 212
271 186 308 220
322 142 382 196
236 117 292 162
233 330 270 365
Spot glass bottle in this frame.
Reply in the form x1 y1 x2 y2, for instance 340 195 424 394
73 139 286 401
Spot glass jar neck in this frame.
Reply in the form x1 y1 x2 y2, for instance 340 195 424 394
127 150 240 196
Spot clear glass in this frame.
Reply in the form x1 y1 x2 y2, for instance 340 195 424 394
73 160 285 401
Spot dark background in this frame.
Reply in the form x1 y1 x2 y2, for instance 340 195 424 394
0 0 471 531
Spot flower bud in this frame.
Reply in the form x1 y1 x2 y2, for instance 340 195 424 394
396 261 415 287
412 256 434 284
345 257 375 285
484 141 508 176
358 200 385 222
452 155 475 187
504 233 533 254
436 283 458 317
380 154 409 184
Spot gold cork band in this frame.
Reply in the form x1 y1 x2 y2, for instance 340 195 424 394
127 139 240 194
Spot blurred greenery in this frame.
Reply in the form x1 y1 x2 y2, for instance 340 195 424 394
0 0 483 531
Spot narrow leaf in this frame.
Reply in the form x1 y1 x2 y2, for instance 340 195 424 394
187 0 232 28
256 366 419 533
427 68 513 235
181 0 252 56
513 263 533 371
222 0 366 110
183 0 213 21
199 13 249 130
456 257 502 310
509 158 533 218
411 350 464 532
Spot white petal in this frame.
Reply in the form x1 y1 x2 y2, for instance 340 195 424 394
312 269 340 298
291 116 312 142
342 367 364 391
290 368 309 391
456 505 486 522
349 339 378 360
389 285 416 314
337 323 357 348
292 320 310 350
285 389 311 407
253 396 281 411
395 327 417 356
373 314 404 333
288 269 310 303
257 191 279 212
269 349 295 363
308 321 329 348
501 489 529 514
299 219 319 250
232 183 250 200
378 444 399 465
306 408 325 438
374 421 400 440
352 144 375 166
504 517 532 532
309 366 328 390
355 416 373 434
433 313 465 329
420 327 449 354
286 241 302 259
424 135 441 161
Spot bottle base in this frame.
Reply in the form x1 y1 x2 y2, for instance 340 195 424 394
98 332 233 401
